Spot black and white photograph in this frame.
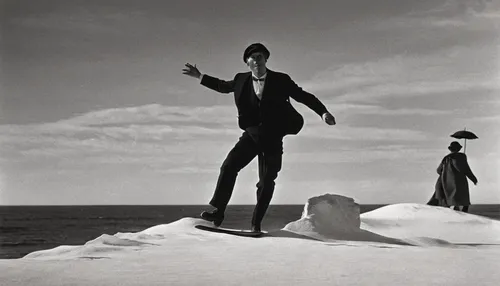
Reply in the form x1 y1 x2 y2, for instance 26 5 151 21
1 0 499 285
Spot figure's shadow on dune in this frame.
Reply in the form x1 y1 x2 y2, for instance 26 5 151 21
262 228 433 247
264 228 500 248
263 228 413 246
192 218 498 248
262 230 322 241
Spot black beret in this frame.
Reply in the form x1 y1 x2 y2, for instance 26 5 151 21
448 141 462 151
243 43 270 63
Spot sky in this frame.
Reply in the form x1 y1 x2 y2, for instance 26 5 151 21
0 0 499 205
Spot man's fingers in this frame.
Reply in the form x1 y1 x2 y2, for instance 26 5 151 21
183 63 199 73
182 64 196 74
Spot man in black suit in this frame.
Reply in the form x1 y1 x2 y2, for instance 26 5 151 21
182 43 336 232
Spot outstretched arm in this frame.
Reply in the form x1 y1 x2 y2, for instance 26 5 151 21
287 75 336 125
182 63 235 94
200 74 235 94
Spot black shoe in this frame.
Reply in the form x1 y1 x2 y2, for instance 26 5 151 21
251 225 262 233
200 209 225 227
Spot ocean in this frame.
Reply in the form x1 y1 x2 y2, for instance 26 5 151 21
1 204 499 259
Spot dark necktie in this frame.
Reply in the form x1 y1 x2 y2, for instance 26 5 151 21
252 77 265 82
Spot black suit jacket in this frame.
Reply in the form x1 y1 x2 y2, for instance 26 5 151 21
201 69 328 136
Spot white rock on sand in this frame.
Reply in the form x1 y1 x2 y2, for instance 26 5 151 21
1 193 499 286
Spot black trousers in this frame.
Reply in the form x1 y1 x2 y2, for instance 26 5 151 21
209 128 283 227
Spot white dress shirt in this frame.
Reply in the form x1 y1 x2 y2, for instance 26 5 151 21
252 73 267 100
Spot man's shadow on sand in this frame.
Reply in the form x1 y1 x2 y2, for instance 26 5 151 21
193 218 499 248
264 229 500 248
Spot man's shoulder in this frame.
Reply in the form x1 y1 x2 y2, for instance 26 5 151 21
449 152 467 160
268 69 290 78
232 72 251 81
264 70 294 84
235 71 252 77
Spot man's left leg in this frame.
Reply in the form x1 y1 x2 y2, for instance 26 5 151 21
251 139 283 232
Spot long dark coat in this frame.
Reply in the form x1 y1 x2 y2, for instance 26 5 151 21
429 152 477 206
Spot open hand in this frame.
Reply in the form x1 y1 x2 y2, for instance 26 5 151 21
322 112 336 125
182 63 201 79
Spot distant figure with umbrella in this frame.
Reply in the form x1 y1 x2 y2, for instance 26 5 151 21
428 141 478 212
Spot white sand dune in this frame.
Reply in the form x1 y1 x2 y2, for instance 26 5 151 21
1 194 499 286
361 203 500 246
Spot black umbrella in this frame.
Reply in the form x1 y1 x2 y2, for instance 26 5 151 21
450 128 478 154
